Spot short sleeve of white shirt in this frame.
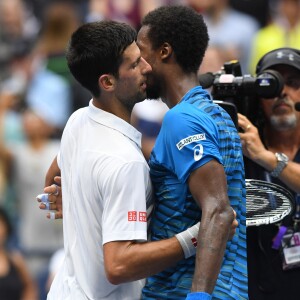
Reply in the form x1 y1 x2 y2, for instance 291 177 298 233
102 160 149 245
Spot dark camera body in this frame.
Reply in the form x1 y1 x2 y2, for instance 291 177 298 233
199 61 284 126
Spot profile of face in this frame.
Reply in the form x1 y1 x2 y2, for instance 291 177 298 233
114 41 152 109
137 25 162 100
260 65 300 131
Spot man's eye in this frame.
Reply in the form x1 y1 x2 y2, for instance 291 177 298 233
285 78 300 89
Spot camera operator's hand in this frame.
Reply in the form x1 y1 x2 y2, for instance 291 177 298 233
238 113 277 171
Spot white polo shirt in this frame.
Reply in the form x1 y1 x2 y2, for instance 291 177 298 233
47 100 153 300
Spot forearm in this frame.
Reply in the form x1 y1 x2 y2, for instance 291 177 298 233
45 155 60 187
104 236 184 284
191 207 233 293
278 162 300 193
251 150 300 193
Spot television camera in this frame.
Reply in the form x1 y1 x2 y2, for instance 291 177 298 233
198 60 284 126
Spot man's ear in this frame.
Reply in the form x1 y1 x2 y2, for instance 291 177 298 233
99 74 115 91
160 42 173 60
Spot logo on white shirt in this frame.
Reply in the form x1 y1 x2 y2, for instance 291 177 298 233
128 211 147 222
193 144 203 161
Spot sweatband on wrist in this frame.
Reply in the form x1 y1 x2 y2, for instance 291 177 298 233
186 292 212 300
175 222 200 258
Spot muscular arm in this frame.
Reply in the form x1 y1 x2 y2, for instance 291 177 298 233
40 158 236 284
103 237 183 284
238 113 300 193
104 160 234 289
188 160 234 293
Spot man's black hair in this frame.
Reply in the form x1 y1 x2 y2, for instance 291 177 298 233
66 21 137 97
141 5 209 74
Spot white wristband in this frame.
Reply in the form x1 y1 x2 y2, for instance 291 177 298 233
175 222 200 258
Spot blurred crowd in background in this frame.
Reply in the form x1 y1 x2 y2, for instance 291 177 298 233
0 0 299 299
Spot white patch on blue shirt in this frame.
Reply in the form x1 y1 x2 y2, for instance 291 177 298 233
193 144 204 161
176 134 206 150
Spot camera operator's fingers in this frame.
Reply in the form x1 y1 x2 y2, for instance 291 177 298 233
237 113 253 132
237 113 249 122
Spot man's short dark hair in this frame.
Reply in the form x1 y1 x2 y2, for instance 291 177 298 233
141 5 209 74
66 21 137 97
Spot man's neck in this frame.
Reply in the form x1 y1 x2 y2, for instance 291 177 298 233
162 72 199 108
92 97 132 124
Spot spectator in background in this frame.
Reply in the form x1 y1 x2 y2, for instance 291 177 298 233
229 0 270 28
32 1 88 119
0 75 27 234
107 0 142 29
34 2 80 82
197 0 259 74
249 0 300 74
0 1 75 140
85 0 109 22
0 0 39 81
198 45 227 75
0 206 38 300
0 97 64 296
85 0 168 29
25 64 72 138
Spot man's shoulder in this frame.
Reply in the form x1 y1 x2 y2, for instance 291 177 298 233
63 106 88 131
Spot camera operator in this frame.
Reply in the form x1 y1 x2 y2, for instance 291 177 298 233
238 47 300 300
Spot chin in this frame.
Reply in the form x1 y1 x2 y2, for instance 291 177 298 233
270 114 297 130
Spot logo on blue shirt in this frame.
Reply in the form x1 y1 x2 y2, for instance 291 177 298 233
176 134 206 150
193 144 204 161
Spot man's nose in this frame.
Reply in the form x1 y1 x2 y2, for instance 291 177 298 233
141 57 152 74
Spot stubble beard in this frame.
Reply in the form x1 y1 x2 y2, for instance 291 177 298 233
270 113 297 131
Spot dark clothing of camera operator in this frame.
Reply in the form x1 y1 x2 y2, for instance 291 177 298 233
238 47 300 300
